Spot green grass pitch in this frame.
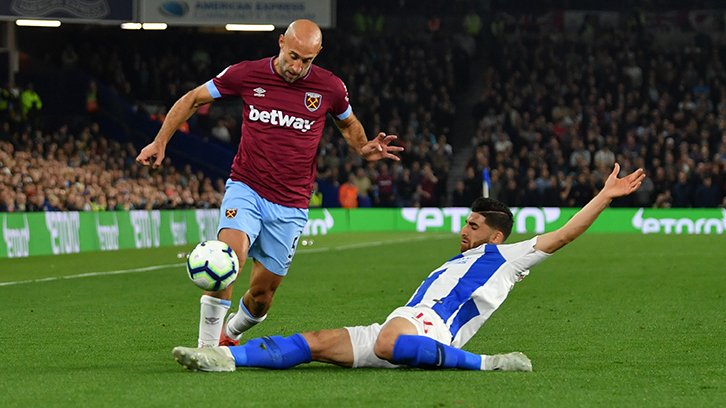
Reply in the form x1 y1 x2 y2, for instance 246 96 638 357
0 231 724 407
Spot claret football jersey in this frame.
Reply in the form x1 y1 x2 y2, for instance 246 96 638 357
206 57 351 208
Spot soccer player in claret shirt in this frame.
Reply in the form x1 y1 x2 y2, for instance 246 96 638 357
172 164 645 372
136 20 402 348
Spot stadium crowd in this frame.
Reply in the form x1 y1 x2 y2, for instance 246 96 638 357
462 20 726 209
0 120 226 213
22 11 471 208
4 4 726 210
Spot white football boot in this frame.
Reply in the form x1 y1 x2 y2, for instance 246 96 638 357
173 346 236 372
487 352 533 372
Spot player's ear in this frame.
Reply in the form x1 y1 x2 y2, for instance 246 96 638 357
278 34 285 49
491 230 505 245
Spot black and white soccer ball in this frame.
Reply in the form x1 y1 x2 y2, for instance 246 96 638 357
186 240 239 291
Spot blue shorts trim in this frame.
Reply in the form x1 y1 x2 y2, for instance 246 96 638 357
218 180 308 276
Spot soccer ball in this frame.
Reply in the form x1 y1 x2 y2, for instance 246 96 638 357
186 240 240 291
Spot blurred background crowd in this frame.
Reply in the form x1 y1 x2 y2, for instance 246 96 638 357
1 0 726 213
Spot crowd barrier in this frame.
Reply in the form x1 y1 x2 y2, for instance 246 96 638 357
1 207 725 258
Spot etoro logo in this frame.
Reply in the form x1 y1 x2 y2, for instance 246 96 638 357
95 213 119 251
3 214 30 258
303 209 334 236
45 212 80 255
632 208 726 234
509 207 561 234
401 207 561 234
130 210 161 249
170 213 187 246
248 105 315 133
195 209 218 241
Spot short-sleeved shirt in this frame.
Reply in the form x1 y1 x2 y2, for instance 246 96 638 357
206 57 351 208
405 236 551 348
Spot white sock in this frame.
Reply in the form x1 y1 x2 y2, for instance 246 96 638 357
481 355 492 371
218 346 234 359
225 300 266 341
198 295 231 348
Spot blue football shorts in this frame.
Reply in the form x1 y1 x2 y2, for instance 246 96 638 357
217 179 308 276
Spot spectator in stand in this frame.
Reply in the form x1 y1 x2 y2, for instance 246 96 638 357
20 83 42 129
353 167 372 201
671 172 694 208
395 168 416 207
339 173 359 209
375 163 395 207
694 177 720 207
309 182 323 208
452 180 473 207
0 189 13 212
211 119 232 143
499 179 521 207
418 163 438 207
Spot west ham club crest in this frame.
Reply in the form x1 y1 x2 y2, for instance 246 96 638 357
305 92 322 112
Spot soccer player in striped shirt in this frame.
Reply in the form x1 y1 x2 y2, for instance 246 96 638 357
173 164 644 372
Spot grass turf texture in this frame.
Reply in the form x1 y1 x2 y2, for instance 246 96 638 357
0 231 724 407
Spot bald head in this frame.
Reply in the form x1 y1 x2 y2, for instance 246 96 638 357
285 19 323 48
275 19 323 83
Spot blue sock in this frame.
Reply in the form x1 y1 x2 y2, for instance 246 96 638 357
227 334 311 370
391 335 482 370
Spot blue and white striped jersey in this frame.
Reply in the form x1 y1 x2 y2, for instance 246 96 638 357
405 236 550 348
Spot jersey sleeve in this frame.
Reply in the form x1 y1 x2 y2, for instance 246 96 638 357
329 76 352 121
497 236 551 278
206 61 247 100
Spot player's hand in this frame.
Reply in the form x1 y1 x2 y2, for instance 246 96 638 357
602 163 645 199
136 140 166 168
360 133 404 162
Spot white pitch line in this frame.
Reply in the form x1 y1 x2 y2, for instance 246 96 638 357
296 234 452 253
0 263 187 287
0 234 455 287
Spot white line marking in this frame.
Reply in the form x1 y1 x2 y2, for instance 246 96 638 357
0 234 455 287
296 234 452 253
0 263 187 287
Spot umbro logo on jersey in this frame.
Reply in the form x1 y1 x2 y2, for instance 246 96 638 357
253 87 266 97
248 105 315 133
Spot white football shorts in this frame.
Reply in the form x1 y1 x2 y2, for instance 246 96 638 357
344 306 452 369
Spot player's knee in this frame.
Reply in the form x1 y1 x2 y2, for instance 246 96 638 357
373 331 398 361
217 229 250 261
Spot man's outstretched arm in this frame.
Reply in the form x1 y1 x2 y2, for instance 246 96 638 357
335 112 403 162
136 85 215 168
534 163 644 254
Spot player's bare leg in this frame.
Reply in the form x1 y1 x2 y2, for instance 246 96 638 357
243 259 283 316
373 317 418 361
301 329 355 367
173 328 352 372
197 228 250 348
223 259 283 342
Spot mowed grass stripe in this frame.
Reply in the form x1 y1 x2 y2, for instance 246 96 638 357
0 232 455 286
0 233 724 408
